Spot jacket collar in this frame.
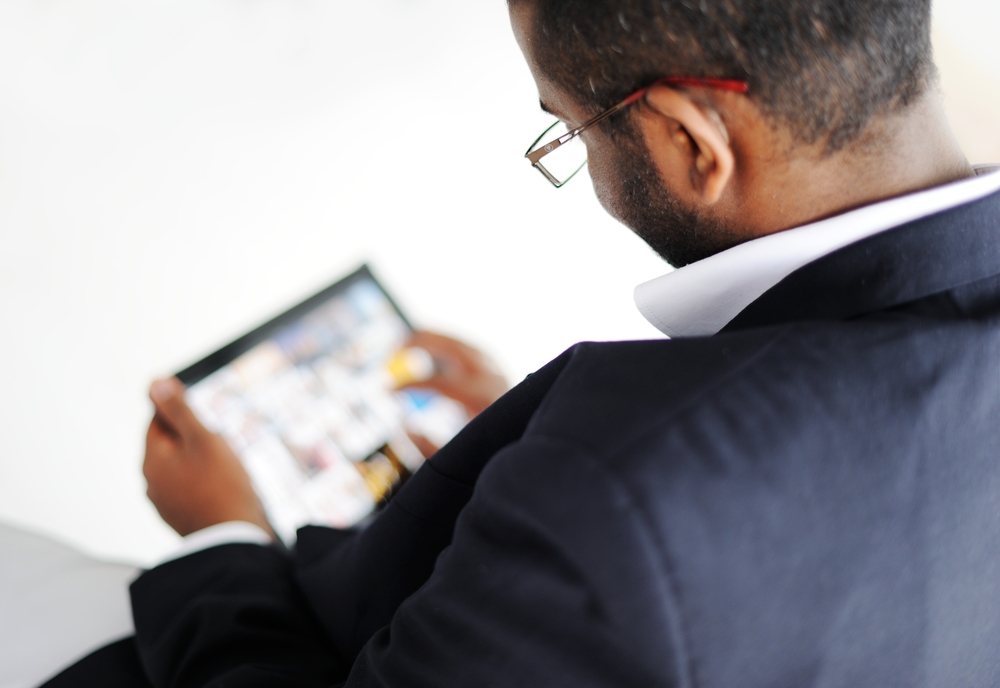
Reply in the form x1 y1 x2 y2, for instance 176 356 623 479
634 167 1000 338
723 185 1000 333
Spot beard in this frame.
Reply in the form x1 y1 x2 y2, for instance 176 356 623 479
597 125 742 268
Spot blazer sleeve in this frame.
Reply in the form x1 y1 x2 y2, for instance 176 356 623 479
294 348 578 661
130 543 349 688
344 436 686 688
128 350 579 688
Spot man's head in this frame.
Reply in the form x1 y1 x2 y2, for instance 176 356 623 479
511 0 952 266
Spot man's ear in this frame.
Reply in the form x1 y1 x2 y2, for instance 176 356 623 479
640 85 735 204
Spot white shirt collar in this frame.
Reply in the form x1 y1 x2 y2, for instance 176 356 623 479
634 165 1000 338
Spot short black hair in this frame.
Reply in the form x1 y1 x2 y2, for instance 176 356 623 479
514 0 935 153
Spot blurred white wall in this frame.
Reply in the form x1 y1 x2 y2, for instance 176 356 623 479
934 2 1000 162
0 0 998 565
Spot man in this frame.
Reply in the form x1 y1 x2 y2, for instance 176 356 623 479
43 0 1000 685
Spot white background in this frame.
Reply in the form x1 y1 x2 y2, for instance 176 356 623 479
1 0 999 565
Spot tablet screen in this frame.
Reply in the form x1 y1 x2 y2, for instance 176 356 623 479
178 266 465 543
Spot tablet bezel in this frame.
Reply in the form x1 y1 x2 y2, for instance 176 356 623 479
176 264 413 386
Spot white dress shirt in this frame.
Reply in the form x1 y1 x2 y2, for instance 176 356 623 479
158 520 274 564
635 165 1000 338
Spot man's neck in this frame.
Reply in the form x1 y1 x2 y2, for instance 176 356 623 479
735 91 975 240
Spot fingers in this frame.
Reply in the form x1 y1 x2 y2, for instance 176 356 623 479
400 330 510 417
146 414 177 449
149 377 205 440
406 330 507 381
406 331 497 375
143 412 270 536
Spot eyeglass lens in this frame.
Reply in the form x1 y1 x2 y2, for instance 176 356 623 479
528 121 588 187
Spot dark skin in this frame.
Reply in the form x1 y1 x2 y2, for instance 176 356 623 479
403 331 509 417
145 331 508 537
510 3 975 248
145 376 274 537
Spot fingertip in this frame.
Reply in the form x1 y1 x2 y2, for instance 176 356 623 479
150 377 182 404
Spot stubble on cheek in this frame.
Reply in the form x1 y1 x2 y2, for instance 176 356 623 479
587 127 743 268
587 131 650 229
588 157 630 226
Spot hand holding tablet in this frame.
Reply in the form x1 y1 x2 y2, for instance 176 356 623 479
145 377 273 538
144 266 508 544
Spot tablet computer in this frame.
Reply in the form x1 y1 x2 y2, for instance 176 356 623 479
178 265 466 543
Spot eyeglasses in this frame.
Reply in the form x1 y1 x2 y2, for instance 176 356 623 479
524 76 750 188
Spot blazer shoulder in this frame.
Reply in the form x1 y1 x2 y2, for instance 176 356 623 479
525 328 786 456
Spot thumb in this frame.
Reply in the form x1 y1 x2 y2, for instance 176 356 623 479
150 377 204 439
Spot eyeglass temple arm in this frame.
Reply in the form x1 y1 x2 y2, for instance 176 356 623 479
656 77 750 93
525 76 749 165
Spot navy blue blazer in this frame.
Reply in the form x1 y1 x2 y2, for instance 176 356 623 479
47 189 1000 687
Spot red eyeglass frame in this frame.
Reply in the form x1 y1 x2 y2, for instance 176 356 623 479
525 76 750 188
